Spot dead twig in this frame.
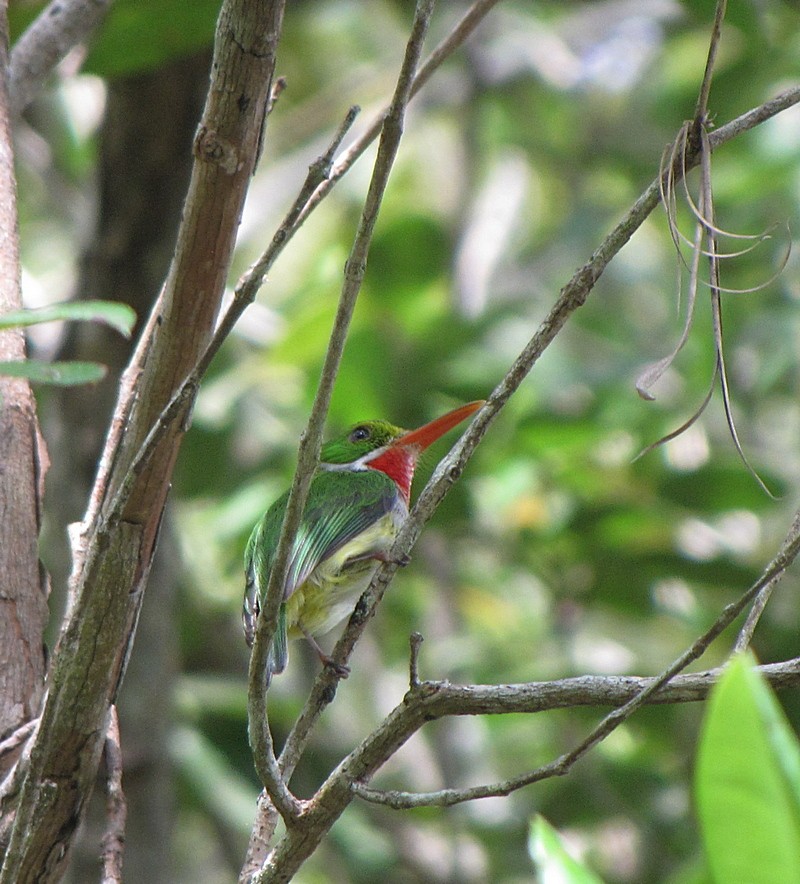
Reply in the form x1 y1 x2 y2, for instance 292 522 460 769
100 707 126 884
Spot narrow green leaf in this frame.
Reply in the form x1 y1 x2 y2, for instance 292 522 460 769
696 654 800 884
529 815 606 884
0 360 107 386
0 300 136 337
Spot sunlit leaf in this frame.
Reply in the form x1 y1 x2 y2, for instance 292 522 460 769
696 654 800 884
0 300 136 337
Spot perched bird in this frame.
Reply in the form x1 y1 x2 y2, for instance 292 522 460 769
243 400 483 683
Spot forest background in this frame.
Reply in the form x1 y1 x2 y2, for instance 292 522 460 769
4 0 800 881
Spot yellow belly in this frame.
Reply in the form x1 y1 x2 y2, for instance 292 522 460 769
285 514 399 639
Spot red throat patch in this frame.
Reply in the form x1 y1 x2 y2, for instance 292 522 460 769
366 446 419 503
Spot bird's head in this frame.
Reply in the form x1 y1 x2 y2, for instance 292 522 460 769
320 401 484 502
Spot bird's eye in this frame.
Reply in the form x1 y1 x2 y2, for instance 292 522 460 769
350 425 371 442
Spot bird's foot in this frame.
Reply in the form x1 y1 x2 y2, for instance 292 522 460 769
301 626 350 679
371 550 410 567
321 655 351 679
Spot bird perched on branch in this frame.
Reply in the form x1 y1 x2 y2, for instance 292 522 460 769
243 400 483 684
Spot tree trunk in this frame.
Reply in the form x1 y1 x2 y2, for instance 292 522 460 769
42 52 211 883
0 0 48 776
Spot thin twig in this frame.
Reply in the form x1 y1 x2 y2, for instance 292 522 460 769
246 0 435 822
100 707 126 884
295 0 504 226
102 105 361 532
408 633 424 689
8 0 113 118
694 0 727 124
351 661 800 809
735 509 800 652
276 83 800 783
345 511 800 809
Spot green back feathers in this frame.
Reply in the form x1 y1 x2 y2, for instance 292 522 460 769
243 419 410 680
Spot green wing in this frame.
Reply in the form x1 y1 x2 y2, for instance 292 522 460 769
243 469 401 674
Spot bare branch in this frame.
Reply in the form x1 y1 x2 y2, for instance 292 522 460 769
693 0 727 124
99 707 125 884
245 0 436 832
297 0 504 226
341 506 800 809
276 83 800 785
408 633 424 689
735 509 800 652
251 536 800 862
239 791 281 884
1 3 285 879
8 0 113 118
710 85 800 146
351 660 800 809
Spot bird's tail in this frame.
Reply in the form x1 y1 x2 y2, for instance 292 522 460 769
265 603 289 685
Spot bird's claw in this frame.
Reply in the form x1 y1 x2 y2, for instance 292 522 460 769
322 656 351 679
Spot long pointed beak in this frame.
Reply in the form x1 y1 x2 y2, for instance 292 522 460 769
393 400 484 452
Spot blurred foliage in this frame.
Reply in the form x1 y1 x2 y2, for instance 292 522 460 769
15 0 800 881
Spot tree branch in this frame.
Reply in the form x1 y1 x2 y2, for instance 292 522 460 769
8 0 113 118
350 659 800 809
274 82 800 786
1 3 285 880
99 707 125 884
276 510 795 828
244 0 437 850
0 0 48 771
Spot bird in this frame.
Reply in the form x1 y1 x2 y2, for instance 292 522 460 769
243 400 484 684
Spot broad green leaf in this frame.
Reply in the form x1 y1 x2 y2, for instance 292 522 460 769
0 360 107 386
529 816 605 884
696 654 800 884
0 300 136 337
747 664 800 824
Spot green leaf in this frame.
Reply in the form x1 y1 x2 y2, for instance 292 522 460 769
529 816 605 884
0 360 107 386
0 300 136 337
696 654 800 884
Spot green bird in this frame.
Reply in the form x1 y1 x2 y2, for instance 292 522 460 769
243 400 483 683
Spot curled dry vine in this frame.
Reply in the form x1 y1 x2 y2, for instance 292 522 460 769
636 0 790 499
